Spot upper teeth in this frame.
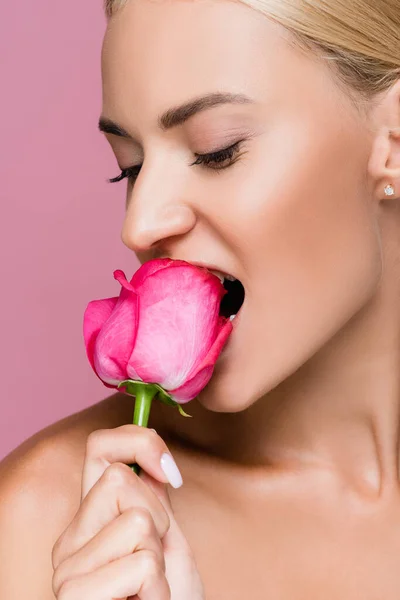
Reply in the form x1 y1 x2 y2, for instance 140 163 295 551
209 269 236 283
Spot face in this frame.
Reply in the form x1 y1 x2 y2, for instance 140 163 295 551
100 0 382 413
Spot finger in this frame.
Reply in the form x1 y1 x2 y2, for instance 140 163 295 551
52 506 165 597
56 550 171 600
52 462 170 569
81 425 178 500
140 470 193 554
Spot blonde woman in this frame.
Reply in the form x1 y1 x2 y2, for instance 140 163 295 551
1 0 400 598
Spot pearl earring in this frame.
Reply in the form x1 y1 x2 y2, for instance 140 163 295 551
384 184 395 197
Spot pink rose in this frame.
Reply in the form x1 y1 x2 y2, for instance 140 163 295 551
83 258 233 404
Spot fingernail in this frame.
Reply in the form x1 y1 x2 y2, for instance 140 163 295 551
160 453 183 488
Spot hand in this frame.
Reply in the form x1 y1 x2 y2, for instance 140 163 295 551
51 424 205 600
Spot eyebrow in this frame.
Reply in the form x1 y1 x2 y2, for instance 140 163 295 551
98 91 254 138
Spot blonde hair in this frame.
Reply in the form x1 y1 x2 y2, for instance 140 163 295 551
103 0 400 107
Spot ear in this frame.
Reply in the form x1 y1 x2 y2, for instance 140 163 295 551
367 78 400 201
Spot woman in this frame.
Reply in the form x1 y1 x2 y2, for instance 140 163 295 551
1 0 400 597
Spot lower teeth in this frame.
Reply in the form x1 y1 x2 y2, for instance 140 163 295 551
229 314 237 321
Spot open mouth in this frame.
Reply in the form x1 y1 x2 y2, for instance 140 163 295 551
219 277 245 321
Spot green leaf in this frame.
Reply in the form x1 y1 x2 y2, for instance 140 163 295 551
118 379 192 418
176 404 193 418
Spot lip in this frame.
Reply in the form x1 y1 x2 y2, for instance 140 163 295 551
230 303 243 330
183 260 239 282
218 301 243 363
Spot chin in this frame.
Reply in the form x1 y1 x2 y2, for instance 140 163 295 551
196 356 259 413
195 318 299 414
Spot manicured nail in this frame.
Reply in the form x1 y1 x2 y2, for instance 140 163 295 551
160 452 183 488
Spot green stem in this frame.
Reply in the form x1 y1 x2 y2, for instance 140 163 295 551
128 384 158 475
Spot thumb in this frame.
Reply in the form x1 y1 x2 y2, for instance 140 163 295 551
139 469 190 553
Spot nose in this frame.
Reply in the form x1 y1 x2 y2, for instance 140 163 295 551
121 183 197 253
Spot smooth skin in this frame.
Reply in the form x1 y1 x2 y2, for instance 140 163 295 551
1 0 400 598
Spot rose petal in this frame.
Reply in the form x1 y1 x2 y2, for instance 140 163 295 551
83 297 118 376
94 286 140 385
164 315 233 402
130 265 227 388
114 269 137 292
130 258 190 289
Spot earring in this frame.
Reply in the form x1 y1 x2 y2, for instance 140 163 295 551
384 184 395 197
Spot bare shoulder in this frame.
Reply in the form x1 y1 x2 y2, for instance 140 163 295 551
0 391 134 479
0 388 181 525
0 392 135 599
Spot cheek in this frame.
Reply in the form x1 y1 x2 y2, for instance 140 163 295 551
209 120 382 408
227 118 379 287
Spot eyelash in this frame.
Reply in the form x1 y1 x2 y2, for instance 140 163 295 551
107 140 245 184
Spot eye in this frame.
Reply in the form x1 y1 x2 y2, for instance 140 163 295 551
190 139 244 169
107 140 245 185
107 165 141 184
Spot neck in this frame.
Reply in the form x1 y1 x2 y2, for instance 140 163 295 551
231 297 400 495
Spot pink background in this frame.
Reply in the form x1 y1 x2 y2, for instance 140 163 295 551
0 2 139 460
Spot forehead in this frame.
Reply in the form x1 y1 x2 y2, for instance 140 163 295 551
100 0 295 119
